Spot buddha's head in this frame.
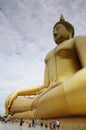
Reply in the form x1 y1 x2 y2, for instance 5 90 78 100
53 15 74 45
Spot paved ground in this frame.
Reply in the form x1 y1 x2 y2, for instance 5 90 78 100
0 121 65 130
0 121 47 130
0 120 86 130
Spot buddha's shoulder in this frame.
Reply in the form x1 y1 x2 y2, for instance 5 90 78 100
74 35 86 40
57 35 86 48
74 35 86 44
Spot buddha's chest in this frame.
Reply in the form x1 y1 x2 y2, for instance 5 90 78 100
47 49 81 81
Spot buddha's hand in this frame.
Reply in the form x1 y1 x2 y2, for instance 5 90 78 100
5 91 18 115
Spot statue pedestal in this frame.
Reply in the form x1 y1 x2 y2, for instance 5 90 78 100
58 117 86 130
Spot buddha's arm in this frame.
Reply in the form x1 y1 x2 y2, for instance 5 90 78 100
5 64 50 115
75 35 86 67
5 85 45 115
17 85 46 96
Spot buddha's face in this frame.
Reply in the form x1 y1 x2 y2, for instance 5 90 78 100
53 23 70 45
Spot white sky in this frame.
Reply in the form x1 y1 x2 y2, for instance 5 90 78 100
0 0 86 116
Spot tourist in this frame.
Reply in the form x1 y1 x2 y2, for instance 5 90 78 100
44 120 48 130
19 118 24 126
56 120 60 130
49 122 53 130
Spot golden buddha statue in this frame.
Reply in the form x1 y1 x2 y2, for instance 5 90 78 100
5 15 86 119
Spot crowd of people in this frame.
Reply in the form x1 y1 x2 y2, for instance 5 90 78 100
26 118 60 130
1 117 60 130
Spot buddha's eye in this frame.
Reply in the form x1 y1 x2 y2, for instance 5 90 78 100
56 26 61 31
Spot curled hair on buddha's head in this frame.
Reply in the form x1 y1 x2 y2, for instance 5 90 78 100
53 15 74 37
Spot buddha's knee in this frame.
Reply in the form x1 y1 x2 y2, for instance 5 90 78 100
10 97 33 113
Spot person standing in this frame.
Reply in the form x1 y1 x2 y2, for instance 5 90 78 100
40 119 44 127
49 122 53 130
56 120 60 130
44 120 48 130
52 120 56 130
19 118 23 126
32 119 36 127
28 119 32 127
